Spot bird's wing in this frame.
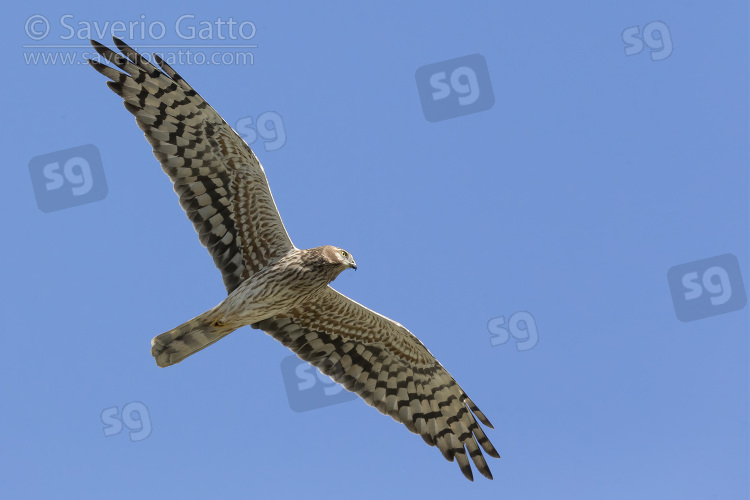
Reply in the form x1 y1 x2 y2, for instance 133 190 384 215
88 37 294 294
254 286 500 481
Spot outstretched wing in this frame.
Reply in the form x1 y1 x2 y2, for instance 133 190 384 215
88 37 294 294
254 287 500 481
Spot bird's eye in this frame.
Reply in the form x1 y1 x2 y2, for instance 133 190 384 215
341 250 348 257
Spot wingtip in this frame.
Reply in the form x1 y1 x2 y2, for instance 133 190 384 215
89 38 111 59
460 465 474 482
112 36 135 59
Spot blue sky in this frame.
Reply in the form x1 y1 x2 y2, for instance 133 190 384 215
3 2 748 499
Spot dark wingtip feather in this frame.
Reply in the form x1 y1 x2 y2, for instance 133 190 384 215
112 36 141 66
87 58 108 73
463 395 494 428
459 463 474 481
90 38 113 60
153 52 166 67
112 36 129 52
105 80 125 97
477 412 494 429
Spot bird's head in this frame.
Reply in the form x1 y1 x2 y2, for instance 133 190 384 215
322 245 357 272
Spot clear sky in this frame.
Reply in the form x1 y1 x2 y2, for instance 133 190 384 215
3 2 748 499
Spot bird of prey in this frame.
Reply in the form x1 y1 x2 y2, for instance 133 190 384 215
88 37 500 481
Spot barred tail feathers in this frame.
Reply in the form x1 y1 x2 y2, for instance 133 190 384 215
151 310 238 367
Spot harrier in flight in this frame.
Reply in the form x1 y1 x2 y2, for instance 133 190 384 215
88 37 499 481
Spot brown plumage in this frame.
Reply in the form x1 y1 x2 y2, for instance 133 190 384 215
88 37 499 481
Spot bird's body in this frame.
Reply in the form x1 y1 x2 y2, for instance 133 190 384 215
218 248 339 324
89 37 500 481
153 245 356 366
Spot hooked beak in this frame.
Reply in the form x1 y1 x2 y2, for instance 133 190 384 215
350 261 357 271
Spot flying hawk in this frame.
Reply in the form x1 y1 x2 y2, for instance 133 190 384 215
88 37 500 481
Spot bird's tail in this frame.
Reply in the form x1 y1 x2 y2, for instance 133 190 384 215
151 309 239 367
